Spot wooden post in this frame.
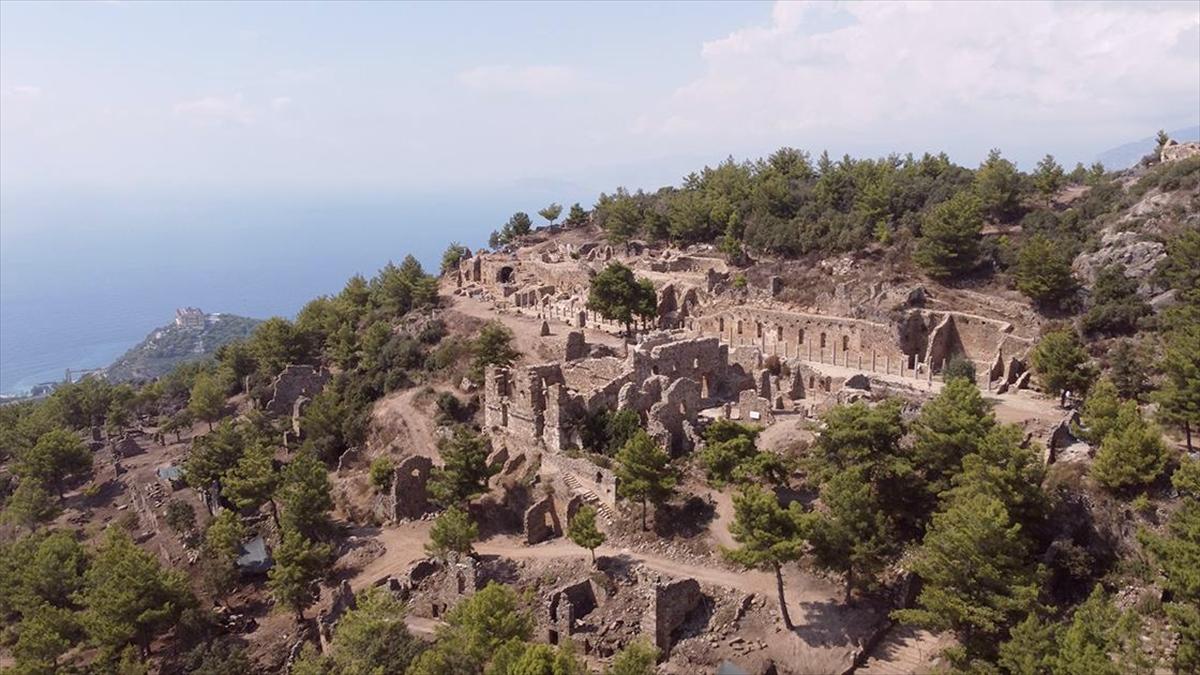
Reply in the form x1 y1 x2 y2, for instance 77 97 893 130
885 354 890 375
871 351 877 372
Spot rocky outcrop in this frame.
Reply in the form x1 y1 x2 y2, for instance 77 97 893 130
1073 230 1166 299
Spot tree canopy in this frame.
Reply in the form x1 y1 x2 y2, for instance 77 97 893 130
614 430 677 530
586 263 658 336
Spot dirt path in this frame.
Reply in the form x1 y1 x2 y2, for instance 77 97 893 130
369 388 442 462
351 523 844 618
349 521 433 590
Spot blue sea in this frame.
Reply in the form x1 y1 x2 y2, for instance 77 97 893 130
0 187 576 394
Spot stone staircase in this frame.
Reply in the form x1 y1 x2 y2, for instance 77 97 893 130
855 626 951 675
561 472 615 524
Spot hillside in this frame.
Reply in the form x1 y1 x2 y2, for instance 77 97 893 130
1 142 1197 675
105 310 261 382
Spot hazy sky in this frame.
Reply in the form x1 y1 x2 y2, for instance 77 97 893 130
2 0 1198 196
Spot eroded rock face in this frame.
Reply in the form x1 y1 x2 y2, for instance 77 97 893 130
1073 230 1166 298
1161 140 1200 163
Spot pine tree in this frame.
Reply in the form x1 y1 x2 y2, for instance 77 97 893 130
428 427 496 508
188 371 226 431
945 424 1048 531
1030 329 1096 405
538 203 563 226
998 613 1059 675
911 376 995 499
614 430 677 530
1140 490 1200 673
316 587 423 674
974 149 1024 222
1091 401 1169 492
1016 234 1077 306
16 428 92 497
13 605 78 672
723 485 805 628
1032 154 1065 204
80 528 194 656
277 448 333 537
1082 264 1150 336
567 504 606 565
804 465 897 605
408 582 533 673
184 421 245 490
1154 323 1200 452
894 494 1039 659
425 506 478 560
565 203 588 227
605 640 658 675
268 527 332 622
586 263 658 336
469 321 520 383
1054 586 1148 675
1078 377 1122 446
201 510 245 605
222 441 279 523
369 456 395 493
1108 339 1147 401
915 191 983 279
0 478 60 530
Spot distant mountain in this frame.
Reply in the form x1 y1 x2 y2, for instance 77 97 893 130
105 310 260 382
1095 125 1200 170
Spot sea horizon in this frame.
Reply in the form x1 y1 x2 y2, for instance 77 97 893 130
0 187 586 395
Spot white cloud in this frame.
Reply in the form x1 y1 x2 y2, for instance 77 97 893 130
639 1 1200 159
1 84 42 100
457 64 577 95
270 96 293 112
172 94 256 125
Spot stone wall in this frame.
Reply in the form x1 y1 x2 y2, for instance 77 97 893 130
524 495 563 544
698 307 1031 378
485 334 757 456
697 307 905 367
541 452 618 506
545 579 599 645
403 557 482 620
266 365 330 416
643 576 704 657
374 455 433 523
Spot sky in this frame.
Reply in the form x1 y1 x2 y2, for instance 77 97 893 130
2 0 1199 200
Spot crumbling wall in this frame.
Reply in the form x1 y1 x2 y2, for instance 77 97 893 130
524 496 563 544
736 390 775 425
375 455 433 522
404 557 482 620
266 365 330 416
545 579 599 645
643 577 704 657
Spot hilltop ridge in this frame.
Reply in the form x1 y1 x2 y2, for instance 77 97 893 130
104 309 260 383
